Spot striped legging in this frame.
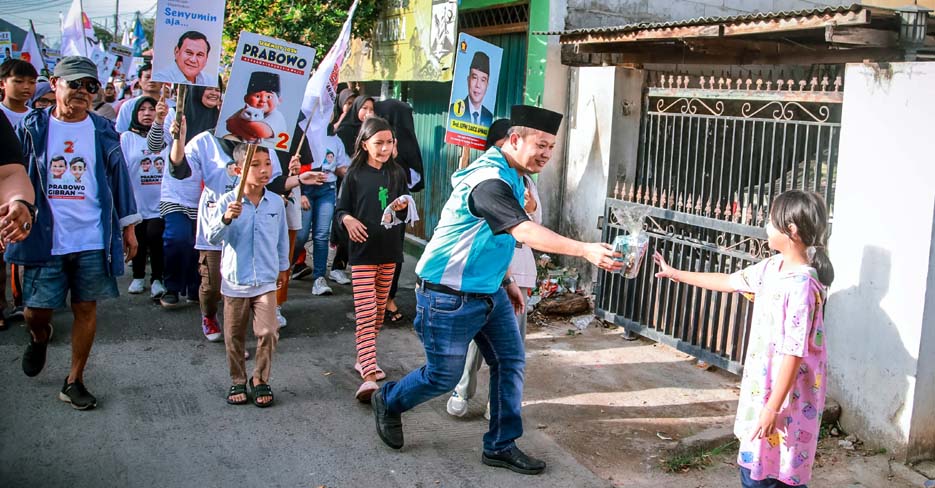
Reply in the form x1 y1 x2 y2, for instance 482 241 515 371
352 263 397 378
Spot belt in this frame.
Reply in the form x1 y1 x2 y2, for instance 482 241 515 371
419 280 490 299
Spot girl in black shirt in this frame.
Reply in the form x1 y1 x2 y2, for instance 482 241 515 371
335 116 409 402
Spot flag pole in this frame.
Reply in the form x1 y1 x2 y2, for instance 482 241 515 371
79 0 87 57
236 144 259 201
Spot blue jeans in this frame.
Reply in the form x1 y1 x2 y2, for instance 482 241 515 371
740 467 805 488
381 286 525 453
294 183 335 279
23 250 118 308
162 211 199 296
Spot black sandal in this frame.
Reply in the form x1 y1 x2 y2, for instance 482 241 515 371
385 308 405 323
226 384 248 405
249 378 274 408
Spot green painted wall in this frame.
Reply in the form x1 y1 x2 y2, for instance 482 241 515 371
524 0 549 106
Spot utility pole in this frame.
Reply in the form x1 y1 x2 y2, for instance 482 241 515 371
114 0 120 41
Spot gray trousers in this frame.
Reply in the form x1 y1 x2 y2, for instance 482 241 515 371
453 289 529 401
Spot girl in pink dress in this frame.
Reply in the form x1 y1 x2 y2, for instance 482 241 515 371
654 190 834 487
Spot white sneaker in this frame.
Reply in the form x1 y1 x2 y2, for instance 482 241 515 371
276 306 287 328
312 277 333 296
484 402 491 420
328 269 351 285
128 278 146 294
447 392 469 417
150 280 167 299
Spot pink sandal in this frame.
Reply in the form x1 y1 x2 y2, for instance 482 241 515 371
355 380 379 403
354 362 386 381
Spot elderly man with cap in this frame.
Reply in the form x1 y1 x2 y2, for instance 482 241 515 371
450 51 494 127
371 105 622 474
7 56 140 410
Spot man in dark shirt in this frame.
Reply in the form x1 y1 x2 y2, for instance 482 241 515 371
371 105 622 475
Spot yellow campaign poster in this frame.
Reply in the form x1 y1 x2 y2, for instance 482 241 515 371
340 0 456 82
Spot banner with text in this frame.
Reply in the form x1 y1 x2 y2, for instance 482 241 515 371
444 34 503 150
341 0 456 82
215 32 316 153
152 0 225 87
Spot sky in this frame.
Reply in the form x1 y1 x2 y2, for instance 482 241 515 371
1 0 156 49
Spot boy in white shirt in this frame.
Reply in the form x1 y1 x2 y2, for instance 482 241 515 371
205 145 289 407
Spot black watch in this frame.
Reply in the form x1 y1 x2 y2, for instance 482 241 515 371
14 199 37 223
501 276 515 288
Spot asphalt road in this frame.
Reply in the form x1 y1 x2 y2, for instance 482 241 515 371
0 259 609 488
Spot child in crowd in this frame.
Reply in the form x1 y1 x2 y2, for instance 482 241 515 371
335 117 409 402
120 96 168 298
0 59 38 126
206 145 289 408
654 190 834 487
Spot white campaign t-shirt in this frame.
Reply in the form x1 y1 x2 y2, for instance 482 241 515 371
121 131 167 219
46 116 104 255
0 103 28 127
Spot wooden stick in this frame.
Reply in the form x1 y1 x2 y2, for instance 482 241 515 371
176 84 187 123
458 146 471 170
235 144 258 201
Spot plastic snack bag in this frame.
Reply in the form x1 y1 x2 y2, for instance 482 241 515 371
610 205 651 279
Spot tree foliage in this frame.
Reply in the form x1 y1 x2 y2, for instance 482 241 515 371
222 0 387 64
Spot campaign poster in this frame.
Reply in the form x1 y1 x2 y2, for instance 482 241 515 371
0 33 12 64
109 44 134 79
152 0 225 87
215 32 316 153
444 34 503 150
90 49 118 83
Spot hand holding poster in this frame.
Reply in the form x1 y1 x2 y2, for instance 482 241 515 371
215 32 316 153
444 34 503 150
152 0 225 87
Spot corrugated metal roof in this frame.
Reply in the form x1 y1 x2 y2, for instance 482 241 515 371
535 3 867 37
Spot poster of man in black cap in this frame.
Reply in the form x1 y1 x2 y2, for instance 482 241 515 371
445 33 502 150
215 32 316 152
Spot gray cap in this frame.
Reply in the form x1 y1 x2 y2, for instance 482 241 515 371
53 56 99 82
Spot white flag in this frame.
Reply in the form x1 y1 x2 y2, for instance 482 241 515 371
61 0 93 57
300 0 359 165
20 29 45 74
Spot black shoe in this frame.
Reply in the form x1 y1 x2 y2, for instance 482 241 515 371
22 323 52 377
291 264 312 281
160 292 181 309
371 387 404 449
8 305 25 321
482 446 546 475
59 378 97 410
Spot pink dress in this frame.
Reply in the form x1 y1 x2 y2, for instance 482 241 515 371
729 256 827 486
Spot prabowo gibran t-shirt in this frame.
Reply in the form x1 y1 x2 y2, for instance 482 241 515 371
46 115 104 255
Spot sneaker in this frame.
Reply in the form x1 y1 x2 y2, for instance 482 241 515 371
291 264 312 281
22 323 53 377
275 306 287 328
312 277 333 296
484 402 491 421
160 291 182 309
447 392 469 417
150 280 167 299
328 269 351 285
8 305 25 320
202 315 223 342
128 278 146 294
58 378 97 410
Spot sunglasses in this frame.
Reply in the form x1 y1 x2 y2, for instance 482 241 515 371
65 79 101 94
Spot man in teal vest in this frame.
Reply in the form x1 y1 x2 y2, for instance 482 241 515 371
372 105 622 475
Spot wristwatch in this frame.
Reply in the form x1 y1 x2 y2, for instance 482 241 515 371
14 199 37 223
501 276 515 288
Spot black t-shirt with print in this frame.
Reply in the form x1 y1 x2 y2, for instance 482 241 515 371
335 162 409 266
0 111 24 166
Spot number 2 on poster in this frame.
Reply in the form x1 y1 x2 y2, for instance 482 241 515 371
276 133 289 150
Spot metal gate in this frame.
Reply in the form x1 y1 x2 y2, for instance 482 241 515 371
595 72 843 374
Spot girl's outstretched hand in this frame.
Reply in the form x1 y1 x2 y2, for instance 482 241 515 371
653 251 680 281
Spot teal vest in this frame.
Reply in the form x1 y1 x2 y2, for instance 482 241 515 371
416 147 525 294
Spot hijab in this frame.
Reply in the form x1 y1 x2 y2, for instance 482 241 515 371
29 81 52 108
335 95 373 156
129 96 157 137
375 98 424 192
180 85 220 139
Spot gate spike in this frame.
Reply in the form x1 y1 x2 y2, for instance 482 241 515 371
726 78 733 90
628 183 636 202
718 76 725 89
810 77 818 91
709 75 716 89
756 78 763 91
766 79 773 91
652 187 658 207
744 203 754 225
704 197 712 217
821 75 830 91
699 76 706 89
676 192 684 212
724 201 732 220
613 180 619 199
695 195 703 214
745 78 752 90
636 185 643 204
787 78 794 91
834 76 842 92
756 205 765 227
777 79 785 90
660 190 668 208
798 80 807 91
